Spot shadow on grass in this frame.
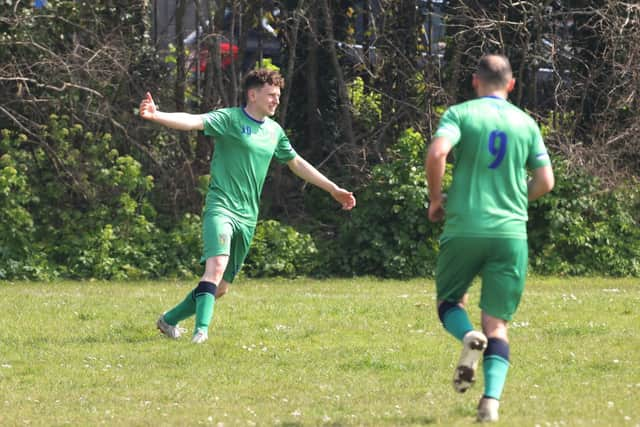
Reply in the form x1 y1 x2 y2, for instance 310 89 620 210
280 416 437 426
384 415 437 425
21 331 161 346
278 421 437 427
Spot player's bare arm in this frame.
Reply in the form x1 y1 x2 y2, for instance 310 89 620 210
286 156 356 210
425 136 452 222
527 165 555 201
139 92 205 131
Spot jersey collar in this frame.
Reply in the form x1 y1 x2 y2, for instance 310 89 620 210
242 107 265 124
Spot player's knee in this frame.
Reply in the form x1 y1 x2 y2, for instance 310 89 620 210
482 318 509 341
485 337 510 361
194 280 217 297
437 300 460 324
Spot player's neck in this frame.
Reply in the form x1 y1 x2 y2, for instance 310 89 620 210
243 105 267 122
476 88 508 100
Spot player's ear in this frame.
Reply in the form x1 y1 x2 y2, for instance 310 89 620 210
472 74 479 90
506 78 516 93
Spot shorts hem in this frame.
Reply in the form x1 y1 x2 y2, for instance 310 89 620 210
199 251 231 265
479 303 514 321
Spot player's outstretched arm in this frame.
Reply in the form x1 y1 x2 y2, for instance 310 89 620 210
139 92 205 131
286 156 356 210
528 165 554 201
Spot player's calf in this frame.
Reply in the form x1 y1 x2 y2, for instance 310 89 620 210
193 281 217 344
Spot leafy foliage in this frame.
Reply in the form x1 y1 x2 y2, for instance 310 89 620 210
528 160 640 276
244 220 319 278
320 127 640 278
0 118 196 280
348 77 382 128
327 128 442 278
0 130 47 279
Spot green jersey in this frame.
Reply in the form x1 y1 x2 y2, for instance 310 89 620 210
202 107 297 225
434 96 551 239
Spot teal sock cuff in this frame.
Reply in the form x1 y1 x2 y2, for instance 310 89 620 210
483 355 510 400
484 355 510 366
441 306 473 341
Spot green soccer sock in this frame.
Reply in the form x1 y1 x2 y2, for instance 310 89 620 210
193 281 217 333
483 338 511 400
194 293 215 332
163 290 196 326
439 303 474 341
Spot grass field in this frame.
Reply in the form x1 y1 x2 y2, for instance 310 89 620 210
0 277 638 426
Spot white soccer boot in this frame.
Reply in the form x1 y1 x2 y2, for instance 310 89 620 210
453 330 488 393
476 397 500 422
191 329 208 344
156 315 184 339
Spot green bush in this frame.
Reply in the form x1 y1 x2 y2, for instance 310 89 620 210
327 128 445 278
0 130 57 280
1 118 167 280
528 159 640 276
0 116 323 280
321 127 640 278
348 77 382 128
1 114 638 279
0 132 35 270
158 213 202 278
244 219 319 278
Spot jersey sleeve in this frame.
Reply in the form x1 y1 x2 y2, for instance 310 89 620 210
433 107 462 146
526 125 551 169
202 109 231 137
273 128 297 164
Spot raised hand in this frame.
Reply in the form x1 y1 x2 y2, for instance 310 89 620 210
139 92 157 120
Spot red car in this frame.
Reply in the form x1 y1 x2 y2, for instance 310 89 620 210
189 42 240 72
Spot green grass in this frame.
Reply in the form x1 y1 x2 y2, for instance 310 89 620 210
0 277 638 426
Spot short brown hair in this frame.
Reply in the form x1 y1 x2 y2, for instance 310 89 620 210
476 54 512 88
243 69 285 97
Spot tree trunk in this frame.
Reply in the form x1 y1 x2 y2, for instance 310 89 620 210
319 0 356 158
305 8 322 159
278 0 306 125
174 0 187 112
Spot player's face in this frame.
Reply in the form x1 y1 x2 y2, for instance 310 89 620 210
250 84 280 117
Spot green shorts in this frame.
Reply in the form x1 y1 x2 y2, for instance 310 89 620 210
435 237 528 321
201 211 256 283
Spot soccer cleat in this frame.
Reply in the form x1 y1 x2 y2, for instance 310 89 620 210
156 315 185 339
191 329 208 344
476 397 500 422
453 330 488 393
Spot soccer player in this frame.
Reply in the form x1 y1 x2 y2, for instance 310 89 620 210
425 54 554 422
139 69 356 344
